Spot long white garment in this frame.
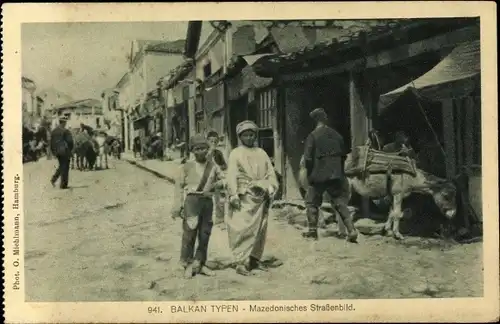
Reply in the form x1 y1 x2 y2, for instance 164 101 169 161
225 146 278 264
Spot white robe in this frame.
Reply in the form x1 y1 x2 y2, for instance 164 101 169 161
226 146 278 264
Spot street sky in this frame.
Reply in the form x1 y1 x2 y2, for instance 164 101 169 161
22 22 213 100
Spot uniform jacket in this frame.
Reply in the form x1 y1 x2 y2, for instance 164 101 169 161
50 126 74 157
303 125 346 184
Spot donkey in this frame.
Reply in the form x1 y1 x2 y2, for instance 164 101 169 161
299 153 457 240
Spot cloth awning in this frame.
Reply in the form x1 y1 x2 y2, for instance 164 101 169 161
378 39 480 112
203 82 225 115
227 65 273 101
242 54 274 66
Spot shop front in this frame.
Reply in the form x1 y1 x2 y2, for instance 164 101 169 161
378 39 482 226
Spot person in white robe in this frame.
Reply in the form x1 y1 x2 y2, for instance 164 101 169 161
226 121 278 276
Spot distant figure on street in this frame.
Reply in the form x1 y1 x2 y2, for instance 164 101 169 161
149 132 164 160
302 108 358 242
206 130 227 225
50 116 74 189
133 136 141 158
226 121 278 276
382 131 416 159
171 134 225 279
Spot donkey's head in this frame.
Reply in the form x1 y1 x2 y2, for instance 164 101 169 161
421 171 457 220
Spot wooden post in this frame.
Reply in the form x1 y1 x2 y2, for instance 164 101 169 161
349 71 370 219
442 98 456 179
455 99 463 170
464 96 475 169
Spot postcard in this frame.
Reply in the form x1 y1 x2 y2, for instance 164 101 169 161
2 2 498 323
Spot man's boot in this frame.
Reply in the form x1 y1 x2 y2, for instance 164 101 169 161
302 206 319 240
336 203 358 243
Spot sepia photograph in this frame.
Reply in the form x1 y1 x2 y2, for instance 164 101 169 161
2 2 498 323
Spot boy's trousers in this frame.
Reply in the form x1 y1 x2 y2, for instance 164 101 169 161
180 194 214 266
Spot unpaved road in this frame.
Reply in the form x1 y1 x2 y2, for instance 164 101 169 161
24 158 483 301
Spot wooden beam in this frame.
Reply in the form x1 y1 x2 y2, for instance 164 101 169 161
282 25 479 82
442 98 457 180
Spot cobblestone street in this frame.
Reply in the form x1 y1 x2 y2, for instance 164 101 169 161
24 158 483 302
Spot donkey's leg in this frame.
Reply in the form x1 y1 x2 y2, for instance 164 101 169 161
391 194 405 240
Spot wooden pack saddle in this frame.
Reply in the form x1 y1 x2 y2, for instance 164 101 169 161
345 145 417 177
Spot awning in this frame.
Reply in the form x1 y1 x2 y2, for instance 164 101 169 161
203 82 225 115
242 54 274 66
378 39 480 112
227 65 273 100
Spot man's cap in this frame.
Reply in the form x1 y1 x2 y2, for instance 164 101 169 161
309 108 328 122
190 134 209 149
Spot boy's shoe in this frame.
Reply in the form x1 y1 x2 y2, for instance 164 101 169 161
302 230 318 240
235 264 251 276
199 266 215 277
183 263 195 279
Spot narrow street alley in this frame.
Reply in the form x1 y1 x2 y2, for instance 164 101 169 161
24 159 483 302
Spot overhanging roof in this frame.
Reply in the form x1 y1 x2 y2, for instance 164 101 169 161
378 39 480 112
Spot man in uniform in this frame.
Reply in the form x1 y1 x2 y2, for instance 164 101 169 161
50 116 74 189
302 108 358 242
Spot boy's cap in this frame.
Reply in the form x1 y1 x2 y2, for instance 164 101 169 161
206 130 219 138
190 134 209 148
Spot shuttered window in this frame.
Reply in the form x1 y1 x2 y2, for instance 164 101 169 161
257 88 276 129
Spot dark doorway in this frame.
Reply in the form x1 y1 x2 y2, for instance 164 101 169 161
229 95 248 148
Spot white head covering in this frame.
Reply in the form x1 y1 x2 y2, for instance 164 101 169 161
236 120 258 147
236 120 258 136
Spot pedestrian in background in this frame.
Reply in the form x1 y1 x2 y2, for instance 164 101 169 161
206 130 227 225
302 108 358 242
50 116 74 189
171 134 225 279
226 121 278 276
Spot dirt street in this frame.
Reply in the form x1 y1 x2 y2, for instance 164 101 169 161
24 159 483 301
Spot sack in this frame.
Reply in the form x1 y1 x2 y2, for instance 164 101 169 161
345 145 417 177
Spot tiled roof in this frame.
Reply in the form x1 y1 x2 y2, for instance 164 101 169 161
159 59 195 89
54 98 101 110
271 19 405 58
136 39 186 54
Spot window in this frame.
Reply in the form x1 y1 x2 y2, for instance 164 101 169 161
258 128 274 160
96 117 100 128
195 112 205 133
257 88 276 129
203 62 212 78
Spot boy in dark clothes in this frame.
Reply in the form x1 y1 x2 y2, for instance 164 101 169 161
171 134 225 279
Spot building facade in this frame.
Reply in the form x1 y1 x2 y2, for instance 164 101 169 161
22 76 38 128
124 39 185 154
52 99 103 131
249 18 481 223
38 87 74 115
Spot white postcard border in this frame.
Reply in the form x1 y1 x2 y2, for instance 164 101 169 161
2 2 499 323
